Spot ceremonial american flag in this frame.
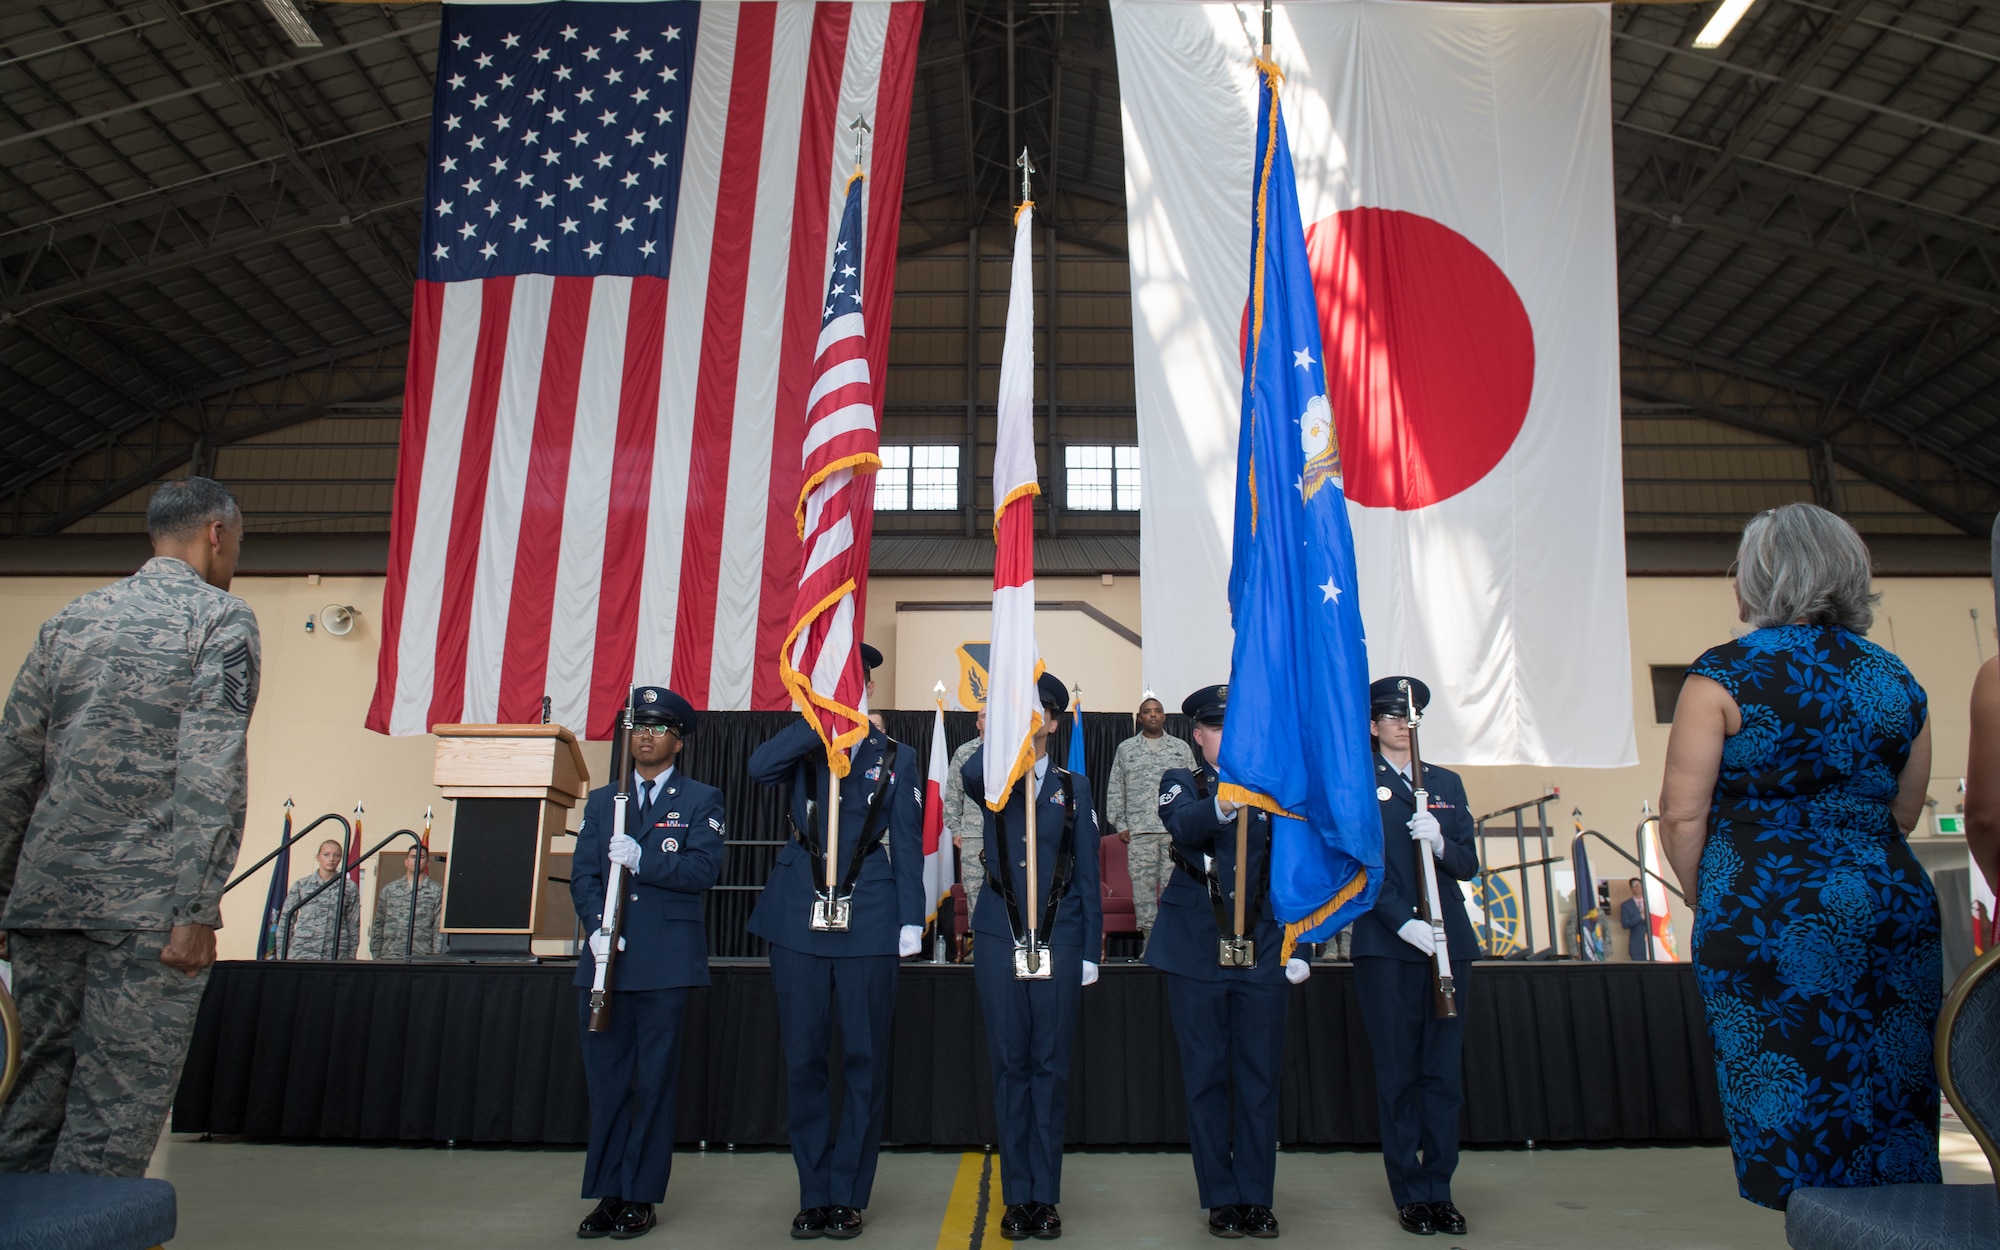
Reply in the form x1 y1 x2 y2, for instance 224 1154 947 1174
779 171 876 772
368 0 922 738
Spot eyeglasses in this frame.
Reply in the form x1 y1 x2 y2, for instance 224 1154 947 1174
631 725 682 739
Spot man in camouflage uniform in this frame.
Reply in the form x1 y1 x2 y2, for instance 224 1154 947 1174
278 839 360 960
942 711 985 920
1105 697 1196 938
0 477 259 1177
370 845 443 960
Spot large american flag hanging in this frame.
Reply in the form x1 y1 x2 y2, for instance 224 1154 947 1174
779 171 876 774
368 0 922 738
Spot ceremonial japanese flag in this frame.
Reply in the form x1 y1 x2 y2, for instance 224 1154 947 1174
1114 0 1634 767
921 702 955 921
981 201 1043 808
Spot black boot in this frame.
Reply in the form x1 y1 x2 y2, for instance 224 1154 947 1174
610 1203 655 1239
579 1197 623 1239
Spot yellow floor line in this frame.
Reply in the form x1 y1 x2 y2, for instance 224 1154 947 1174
935 1149 993 1250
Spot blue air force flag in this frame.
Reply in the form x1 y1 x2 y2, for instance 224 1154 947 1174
1215 64 1381 951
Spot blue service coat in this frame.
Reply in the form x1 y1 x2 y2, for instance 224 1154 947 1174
1147 766 1286 983
747 714 926 957
570 768 725 992
1349 752 1481 962
961 757 1102 953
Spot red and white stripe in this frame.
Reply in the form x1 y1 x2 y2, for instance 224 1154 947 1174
369 1 923 738
980 202 1043 809
921 701 954 921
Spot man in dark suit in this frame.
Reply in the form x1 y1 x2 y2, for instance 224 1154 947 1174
747 644 925 1240
1151 684 1312 1239
1620 876 1652 960
963 671 1102 1241
571 687 726 1241
1350 677 1479 1238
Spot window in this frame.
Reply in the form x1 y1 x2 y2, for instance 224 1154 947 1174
875 444 959 512
1065 444 1140 511
1649 665 1690 724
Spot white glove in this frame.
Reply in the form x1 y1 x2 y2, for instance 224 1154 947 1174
898 924 924 957
1397 918 1437 957
587 931 628 960
1408 810 1444 859
608 832 642 871
1285 957 1311 985
1081 960 1100 987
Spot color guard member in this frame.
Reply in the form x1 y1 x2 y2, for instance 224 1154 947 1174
748 644 926 1240
1351 678 1478 1238
572 687 725 1240
963 672 1103 1240
1153 684 1312 1239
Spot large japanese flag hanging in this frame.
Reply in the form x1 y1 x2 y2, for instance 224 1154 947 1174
368 0 922 738
1114 0 1635 766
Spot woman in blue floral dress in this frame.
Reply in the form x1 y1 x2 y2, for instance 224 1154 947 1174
1659 503 1939 1210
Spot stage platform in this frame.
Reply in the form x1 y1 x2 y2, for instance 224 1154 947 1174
172 959 1725 1149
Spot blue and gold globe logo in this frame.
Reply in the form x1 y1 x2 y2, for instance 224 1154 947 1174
1470 874 1523 958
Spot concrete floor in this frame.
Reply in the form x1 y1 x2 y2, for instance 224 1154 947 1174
145 1128 1996 1249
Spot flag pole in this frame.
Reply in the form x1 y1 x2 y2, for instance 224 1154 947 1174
1261 0 1272 60
1018 145 1042 974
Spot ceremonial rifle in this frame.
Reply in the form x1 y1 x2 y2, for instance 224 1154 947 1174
1401 678 1458 1020
587 688 637 1033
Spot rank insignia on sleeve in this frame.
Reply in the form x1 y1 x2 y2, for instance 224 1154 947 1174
708 818 724 832
1160 783 1183 806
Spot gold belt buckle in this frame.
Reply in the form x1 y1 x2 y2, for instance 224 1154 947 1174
810 895 851 932
1218 936 1257 968
1012 939 1053 980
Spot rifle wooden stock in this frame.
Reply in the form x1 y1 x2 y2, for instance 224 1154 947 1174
1402 686 1458 1021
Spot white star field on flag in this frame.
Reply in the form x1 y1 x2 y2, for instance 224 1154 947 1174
419 8 695 281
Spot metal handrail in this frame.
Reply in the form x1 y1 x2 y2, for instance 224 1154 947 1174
281 828 424 961
1571 818 1685 962
222 812 351 895
1473 789 1563 959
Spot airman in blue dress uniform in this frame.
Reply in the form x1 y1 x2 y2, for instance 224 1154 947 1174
1351 677 1479 1238
1151 684 1313 1239
747 644 926 1240
571 687 726 1241
962 671 1102 1240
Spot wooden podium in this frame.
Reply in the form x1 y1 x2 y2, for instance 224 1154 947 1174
432 724 590 956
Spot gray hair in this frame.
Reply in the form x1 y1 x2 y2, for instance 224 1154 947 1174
146 476 240 542
1734 503 1878 633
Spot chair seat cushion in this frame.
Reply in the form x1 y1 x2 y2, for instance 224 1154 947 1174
0 1174 177 1250
1787 1183 1999 1250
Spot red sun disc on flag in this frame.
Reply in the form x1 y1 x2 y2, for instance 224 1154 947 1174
1303 207 1534 511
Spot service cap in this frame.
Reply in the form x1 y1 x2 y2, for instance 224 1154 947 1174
1037 671 1070 715
860 643 884 672
1181 684 1229 726
631 686 697 734
1368 677 1431 719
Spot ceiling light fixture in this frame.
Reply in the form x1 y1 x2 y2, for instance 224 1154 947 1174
1692 0 1756 49
260 0 322 49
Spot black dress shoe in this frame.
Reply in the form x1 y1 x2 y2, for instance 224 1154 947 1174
1426 1202 1466 1235
1208 1205 1246 1238
824 1206 864 1240
579 1197 624 1239
1396 1203 1436 1235
609 1203 655 1240
792 1208 830 1239
1240 1206 1279 1239
999 1203 1036 1240
1030 1202 1063 1239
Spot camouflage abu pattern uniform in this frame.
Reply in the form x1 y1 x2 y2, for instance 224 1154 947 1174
0 556 260 1177
369 875 443 959
1105 731 1196 934
943 735 984 917
278 870 360 960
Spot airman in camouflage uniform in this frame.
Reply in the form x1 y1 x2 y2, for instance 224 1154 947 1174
369 848 444 960
1106 699 1196 936
942 715 985 919
278 840 360 961
0 478 258 1178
